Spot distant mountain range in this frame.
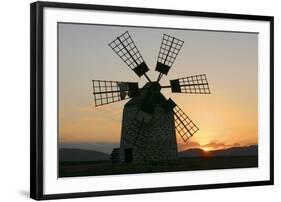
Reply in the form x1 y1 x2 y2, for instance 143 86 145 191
59 145 258 162
179 145 258 158
59 148 110 162
59 142 119 154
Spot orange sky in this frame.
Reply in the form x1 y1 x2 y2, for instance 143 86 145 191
58 23 258 152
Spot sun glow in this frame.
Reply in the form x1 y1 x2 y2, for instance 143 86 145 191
202 147 213 152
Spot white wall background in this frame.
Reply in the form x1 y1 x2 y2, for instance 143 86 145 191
0 0 279 201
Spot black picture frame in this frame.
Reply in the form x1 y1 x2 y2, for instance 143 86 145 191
30 1 274 200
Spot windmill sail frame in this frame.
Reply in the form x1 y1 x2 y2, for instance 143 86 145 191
170 74 211 94
155 34 184 75
92 80 139 106
108 31 150 80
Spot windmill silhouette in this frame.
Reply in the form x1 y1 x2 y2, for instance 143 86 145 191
92 31 211 164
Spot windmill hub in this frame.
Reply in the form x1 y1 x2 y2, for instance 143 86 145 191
143 82 161 93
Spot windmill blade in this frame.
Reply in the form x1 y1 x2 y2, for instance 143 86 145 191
174 104 199 142
155 34 184 79
169 74 211 94
92 80 139 107
163 98 199 142
109 31 151 82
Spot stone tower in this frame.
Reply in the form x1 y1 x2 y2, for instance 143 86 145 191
118 82 178 164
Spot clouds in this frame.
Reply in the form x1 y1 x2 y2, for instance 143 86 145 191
178 140 242 152
203 141 240 150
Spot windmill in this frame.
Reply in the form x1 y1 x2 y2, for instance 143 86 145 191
92 31 211 164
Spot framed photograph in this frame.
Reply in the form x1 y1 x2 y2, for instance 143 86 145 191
30 1 274 200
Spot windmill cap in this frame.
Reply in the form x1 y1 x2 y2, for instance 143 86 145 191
125 82 163 107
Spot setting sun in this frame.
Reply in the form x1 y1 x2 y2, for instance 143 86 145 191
202 147 212 152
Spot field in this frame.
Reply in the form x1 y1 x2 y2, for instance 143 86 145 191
59 155 258 178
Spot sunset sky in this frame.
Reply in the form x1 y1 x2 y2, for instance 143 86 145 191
58 23 258 153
